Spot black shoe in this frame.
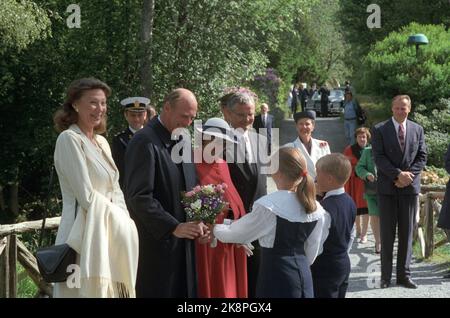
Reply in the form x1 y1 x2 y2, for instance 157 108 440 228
396 278 418 289
380 280 390 288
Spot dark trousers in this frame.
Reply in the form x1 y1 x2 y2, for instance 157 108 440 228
312 273 349 298
378 194 417 282
247 242 260 298
320 101 328 117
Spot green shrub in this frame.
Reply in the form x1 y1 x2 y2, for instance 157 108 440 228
364 23 450 105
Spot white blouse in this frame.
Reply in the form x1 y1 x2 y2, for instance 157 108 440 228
214 191 331 265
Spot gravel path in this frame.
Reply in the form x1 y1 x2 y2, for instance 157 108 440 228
269 117 450 298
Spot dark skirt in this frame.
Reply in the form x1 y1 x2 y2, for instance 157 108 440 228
256 248 313 298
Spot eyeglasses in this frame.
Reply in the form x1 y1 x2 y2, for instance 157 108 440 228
230 109 254 119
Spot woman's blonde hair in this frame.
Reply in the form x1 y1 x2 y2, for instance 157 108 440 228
53 78 111 133
276 147 317 213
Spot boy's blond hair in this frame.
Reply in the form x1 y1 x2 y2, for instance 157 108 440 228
316 153 352 185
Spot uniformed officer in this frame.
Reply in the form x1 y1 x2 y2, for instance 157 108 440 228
112 96 150 189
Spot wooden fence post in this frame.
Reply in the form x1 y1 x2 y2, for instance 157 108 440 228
8 235 17 298
424 194 434 258
0 236 10 298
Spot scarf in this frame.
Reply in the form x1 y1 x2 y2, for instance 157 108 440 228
66 192 139 298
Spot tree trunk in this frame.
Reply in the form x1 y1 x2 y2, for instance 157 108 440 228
140 0 155 99
9 183 19 219
0 185 5 211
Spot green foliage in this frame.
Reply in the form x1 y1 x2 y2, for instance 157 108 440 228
363 23 450 104
412 100 450 167
17 264 38 298
0 0 51 53
338 0 450 84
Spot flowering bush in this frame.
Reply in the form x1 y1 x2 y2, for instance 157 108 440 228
182 183 229 224
222 86 259 101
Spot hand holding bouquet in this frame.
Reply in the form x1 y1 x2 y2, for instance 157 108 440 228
182 183 229 225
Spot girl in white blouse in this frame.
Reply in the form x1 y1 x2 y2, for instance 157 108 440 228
212 147 330 298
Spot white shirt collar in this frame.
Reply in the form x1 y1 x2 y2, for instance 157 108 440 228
392 117 406 131
128 126 139 134
323 187 345 200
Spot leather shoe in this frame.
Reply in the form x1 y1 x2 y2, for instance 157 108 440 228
396 278 418 289
380 280 390 288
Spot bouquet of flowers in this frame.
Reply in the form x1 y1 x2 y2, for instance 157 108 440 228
182 183 229 224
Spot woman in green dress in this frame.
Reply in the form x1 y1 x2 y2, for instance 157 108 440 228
355 146 381 253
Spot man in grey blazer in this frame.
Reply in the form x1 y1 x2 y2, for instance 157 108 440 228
372 95 427 289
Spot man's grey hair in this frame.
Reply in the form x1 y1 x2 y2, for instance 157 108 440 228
225 92 255 110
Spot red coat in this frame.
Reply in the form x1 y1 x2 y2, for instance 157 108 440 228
343 145 367 209
195 159 248 298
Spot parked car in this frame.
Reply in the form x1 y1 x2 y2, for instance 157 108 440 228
305 89 344 117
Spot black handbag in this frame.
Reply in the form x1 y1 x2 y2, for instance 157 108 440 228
35 167 78 283
364 179 377 195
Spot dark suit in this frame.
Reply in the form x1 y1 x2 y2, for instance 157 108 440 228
372 118 427 282
124 117 197 298
437 143 450 230
253 113 274 155
111 127 134 190
227 130 267 298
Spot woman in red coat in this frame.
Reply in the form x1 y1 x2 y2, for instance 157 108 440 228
343 127 370 243
195 118 248 298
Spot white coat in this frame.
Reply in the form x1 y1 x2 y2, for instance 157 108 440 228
53 124 137 297
283 137 331 180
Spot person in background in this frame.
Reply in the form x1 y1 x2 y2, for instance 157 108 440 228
343 91 360 146
437 143 450 279
290 82 300 116
311 153 356 298
284 111 330 180
253 103 274 155
356 143 381 254
112 97 149 190
212 147 330 298
319 85 330 117
343 128 370 244
52 78 139 298
299 83 309 112
372 95 427 289
145 104 157 123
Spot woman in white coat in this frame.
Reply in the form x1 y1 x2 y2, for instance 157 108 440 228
52 78 139 298
283 111 330 180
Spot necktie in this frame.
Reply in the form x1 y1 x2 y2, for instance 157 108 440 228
398 124 405 152
262 115 266 127
243 134 253 163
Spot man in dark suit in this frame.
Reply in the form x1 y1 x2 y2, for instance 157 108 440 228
253 103 274 155
124 88 207 298
112 97 149 190
437 143 450 278
319 85 330 117
372 95 427 289
221 90 268 298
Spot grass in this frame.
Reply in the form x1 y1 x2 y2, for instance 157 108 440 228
413 228 450 269
17 263 38 298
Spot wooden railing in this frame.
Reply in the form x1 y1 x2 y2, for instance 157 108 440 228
0 217 60 298
416 185 446 259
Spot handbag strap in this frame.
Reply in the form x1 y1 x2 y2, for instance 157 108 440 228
38 166 78 247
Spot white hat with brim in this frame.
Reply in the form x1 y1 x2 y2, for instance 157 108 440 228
195 118 238 144
120 96 150 112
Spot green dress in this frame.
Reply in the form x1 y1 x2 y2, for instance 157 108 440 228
355 146 380 216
